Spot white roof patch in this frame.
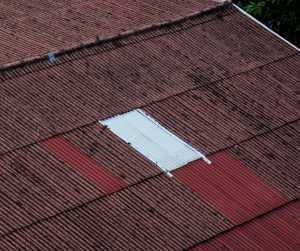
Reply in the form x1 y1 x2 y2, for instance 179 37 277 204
99 109 211 172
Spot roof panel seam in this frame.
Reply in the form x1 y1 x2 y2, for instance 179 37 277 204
0 3 235 80
181 198 300 251
0 52 298 158
1 121 299 240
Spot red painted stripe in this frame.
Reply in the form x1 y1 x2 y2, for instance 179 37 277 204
173 152 289 224
42 136 126 193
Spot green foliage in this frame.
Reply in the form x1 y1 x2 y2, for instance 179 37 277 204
245 1 265 16
235 0 300 47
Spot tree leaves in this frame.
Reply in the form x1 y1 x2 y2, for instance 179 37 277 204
235 0 300 47
245 1 265 16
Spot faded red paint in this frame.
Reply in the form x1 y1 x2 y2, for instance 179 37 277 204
173 152 289 224
193 200 300 251
42 136 126 193
0 1 299 249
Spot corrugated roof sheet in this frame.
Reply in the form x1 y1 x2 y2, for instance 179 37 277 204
173 152 289 224
0 0 217 66
192 200 300 251
41 136 126 193
0 2 299 250
100 109 210 171
0 175 233 250
0 6 297 155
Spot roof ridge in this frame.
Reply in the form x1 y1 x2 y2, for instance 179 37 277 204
0 2 233 80
0 52 298 158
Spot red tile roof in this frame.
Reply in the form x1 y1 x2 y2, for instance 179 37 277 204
192 200 300 250
0 176 233 250
0 1 299 250
0 5 297 155
0 0 217 66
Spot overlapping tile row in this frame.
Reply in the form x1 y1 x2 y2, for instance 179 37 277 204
0 7 297 154
274 120 300 151
0 175 233 251
0 119 297 249
144 53 300 155
192 200 300 251
0 144 103 236
173 152 289 224
0 0 217 66
144 85 299 200
227 121 300 199
0 122 162 237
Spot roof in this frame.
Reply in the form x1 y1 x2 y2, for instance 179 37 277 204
0 1 299 250
0 0 217 66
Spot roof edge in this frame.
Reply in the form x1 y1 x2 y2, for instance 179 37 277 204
234 4 300 52
0 1 232 75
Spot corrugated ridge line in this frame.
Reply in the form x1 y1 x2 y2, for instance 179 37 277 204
0 52 298 158
1 5 293 84
0 2 183 66
182 198 300 251
1 118 298 240
0 2 233 80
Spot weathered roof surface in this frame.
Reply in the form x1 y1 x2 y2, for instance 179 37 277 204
0 5 297 154
0 2 299 250
0 0 216 66
192 200 300 251
0 175 233 250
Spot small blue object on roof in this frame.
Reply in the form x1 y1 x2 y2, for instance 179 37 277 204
47 52 56 63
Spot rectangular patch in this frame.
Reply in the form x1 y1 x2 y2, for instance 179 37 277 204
42 136 126 193
99 109 210 172
173 152 289 224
